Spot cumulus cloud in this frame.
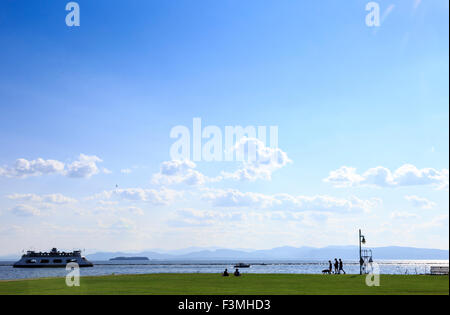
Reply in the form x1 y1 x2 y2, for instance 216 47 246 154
152 139 291 186
7 193 77 204
0 154 104 179
11 204 41 217
169 208 332 228
169 209 245 227
322 166 365 188
202 189 273 208
152 160 208 185
390 211 419 220
7 193 78 217
221 137 292 181
0 158 64 178
202 188 379 213
93 187 180 205
66 154 103 178
94 205 144 216
324 164 448 189
404 195 436 209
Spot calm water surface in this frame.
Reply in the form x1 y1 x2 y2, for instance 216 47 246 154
0 259 448 280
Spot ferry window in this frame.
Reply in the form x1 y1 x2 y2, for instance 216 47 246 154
26 259 36 263
40 259 49 263
53 259 62 263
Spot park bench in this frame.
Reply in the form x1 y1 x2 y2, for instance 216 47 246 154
430 266 449 275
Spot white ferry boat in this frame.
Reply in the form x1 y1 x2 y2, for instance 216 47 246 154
13 248 93 268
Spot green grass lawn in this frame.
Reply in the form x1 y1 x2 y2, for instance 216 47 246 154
0 274 448 295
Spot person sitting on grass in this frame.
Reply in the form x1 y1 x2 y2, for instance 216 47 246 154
234 268 241 277
222 268 229 277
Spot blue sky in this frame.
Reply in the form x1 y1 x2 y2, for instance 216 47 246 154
0 0 448 255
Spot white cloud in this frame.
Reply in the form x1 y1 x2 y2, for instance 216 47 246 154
11 204 41 217
94 205 144 216
390 211 419 220
97 200 118 206
0 154 104 179
394 165 447 188
152 160 207 185
362 166 396 187
221 137 291 181
404 195 436 209
99 218 137 231
322 166 365 188
169 208 333 228
324 164 448 189
152 139 291 186
7 193 77 204
93 187 180 205
66 154 103 178
169 209 245 227
202 189 274 208
0 158 64 178
120 168 132 174
127 206 144 216
201 188 379 213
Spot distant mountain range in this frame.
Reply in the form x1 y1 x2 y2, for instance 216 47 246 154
1 246 447 261
85 246 448 261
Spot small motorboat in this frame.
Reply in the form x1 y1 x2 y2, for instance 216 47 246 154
234 262 251 268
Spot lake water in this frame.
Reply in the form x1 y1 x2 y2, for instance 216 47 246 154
0 260 448 280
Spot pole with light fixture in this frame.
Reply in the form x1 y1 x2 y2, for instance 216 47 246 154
359 229 366 275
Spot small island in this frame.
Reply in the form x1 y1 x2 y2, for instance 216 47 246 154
109 257 150 261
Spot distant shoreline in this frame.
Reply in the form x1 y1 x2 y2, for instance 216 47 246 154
109 257 150 261
1 245 448 261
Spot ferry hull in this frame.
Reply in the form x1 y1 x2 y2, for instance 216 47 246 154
13 263 93 268
13 248 94 268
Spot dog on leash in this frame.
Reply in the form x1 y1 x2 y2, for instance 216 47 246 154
322 269 332 274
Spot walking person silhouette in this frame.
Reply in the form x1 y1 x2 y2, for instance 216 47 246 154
339 259 346 274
